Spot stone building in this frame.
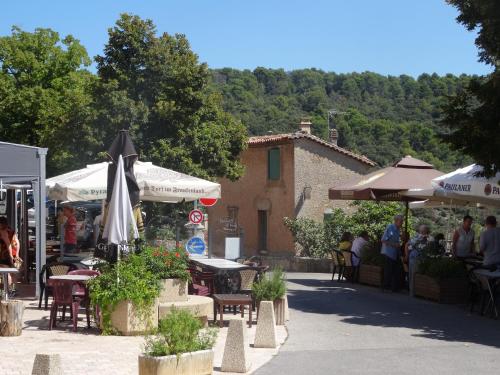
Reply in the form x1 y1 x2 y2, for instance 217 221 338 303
208 120 376 258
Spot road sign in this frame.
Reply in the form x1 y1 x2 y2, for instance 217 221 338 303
199 198 218 207
189 209 204 225
186 236 206 255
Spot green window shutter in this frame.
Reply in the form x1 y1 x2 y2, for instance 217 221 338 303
268 148 280 180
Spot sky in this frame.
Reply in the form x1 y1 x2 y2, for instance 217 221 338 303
0 0 491 77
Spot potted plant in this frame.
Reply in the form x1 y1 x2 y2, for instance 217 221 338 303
89 254 161 335
414 255 468 304
139 309 218 375
143 247 191 303
252 267 287 325
358 242 384 287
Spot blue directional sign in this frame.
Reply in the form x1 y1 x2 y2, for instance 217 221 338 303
186 236 206 255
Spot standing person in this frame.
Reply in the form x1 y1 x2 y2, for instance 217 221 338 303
0 217 20 296
452 215 475 259
63 206 77 257
381 215 403 292
405 225 432 297
480 216 500 267
351 231 369 267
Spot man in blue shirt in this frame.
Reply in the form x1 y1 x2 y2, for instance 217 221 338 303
381 214 404 292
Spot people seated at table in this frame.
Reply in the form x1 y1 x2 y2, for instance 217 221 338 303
351 231 369 267
432 233 446 255
480 216 500 268
0 217 20 296
405 225 432 297
381 215 403 292
452 215 475 259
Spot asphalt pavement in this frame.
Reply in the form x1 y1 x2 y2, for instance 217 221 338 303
255 272 500 375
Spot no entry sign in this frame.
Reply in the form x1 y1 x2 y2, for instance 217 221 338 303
199 198 218 207
189 209 204 225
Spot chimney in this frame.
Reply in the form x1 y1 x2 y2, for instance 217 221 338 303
299 119 312 135
329 128 338 145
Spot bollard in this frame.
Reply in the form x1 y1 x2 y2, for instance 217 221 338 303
221 318 250 373
254 301 277 348
32 353 63 375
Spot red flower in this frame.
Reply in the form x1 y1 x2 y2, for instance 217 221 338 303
175 252 180 258
152 251 160 257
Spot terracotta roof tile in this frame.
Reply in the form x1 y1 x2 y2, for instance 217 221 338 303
248 132 376 167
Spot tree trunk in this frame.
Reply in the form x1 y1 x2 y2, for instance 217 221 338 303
0 300 24 336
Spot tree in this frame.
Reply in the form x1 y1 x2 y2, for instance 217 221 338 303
94 14 247 180
0 27 97 174
442 0 500 176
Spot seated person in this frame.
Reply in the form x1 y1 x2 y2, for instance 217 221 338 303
339 232 353 251
0 217 20 296
480 216 500 268
351 231 369 267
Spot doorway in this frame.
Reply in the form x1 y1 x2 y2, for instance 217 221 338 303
257 210 268 252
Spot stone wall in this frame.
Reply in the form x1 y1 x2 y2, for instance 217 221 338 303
260 255 332 273
293 138 374 221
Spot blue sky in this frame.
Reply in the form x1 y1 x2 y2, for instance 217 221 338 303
0 0 491 76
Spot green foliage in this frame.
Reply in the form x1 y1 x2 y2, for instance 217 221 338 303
212 68 474 171
0 26 98 175
251 267 286 302
141 246 191 282
285 201 409 258
93 14 247 181
144 309 218 357
360 242 385 267
88 254 161 334
417 256 467 280
283 217 326 257
441 1 500 177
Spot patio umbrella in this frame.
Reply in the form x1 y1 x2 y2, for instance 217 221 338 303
329 155 444 233
47 161 221 202
102 155 139 251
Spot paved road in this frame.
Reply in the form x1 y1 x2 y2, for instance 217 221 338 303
256 273 500 375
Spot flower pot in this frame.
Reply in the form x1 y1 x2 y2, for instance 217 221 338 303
110 299 158 336
273 296 287 325
159 279 188 303
414 273 468 304
138 349 214 375
358 264 383 287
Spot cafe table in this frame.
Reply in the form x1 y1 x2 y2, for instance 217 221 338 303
190 257 249 293
473 268 500 318
0 268 18 301
49 275 93 282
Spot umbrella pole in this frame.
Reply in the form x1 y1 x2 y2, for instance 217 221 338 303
404 201 409 236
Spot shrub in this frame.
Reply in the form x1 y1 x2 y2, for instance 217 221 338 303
283 217 326 257
417 256 467 280
252 267 286 302
360 241 385 267
141 246 191 282
144 309 218 357
88 254 161 334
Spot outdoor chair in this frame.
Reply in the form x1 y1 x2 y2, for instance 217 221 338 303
67 269 100 325
475 272 499 318
49 279 91 332
188 268 215 296
465 265 483 313
238 269 258 310
39 262 78 310
341 250 360 282
331 250 345 281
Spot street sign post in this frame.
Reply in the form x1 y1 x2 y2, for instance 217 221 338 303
188 209 204 225
186 236 206 255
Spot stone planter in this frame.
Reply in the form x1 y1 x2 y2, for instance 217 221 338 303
414 273 469 304
139 349 214 375
273 296 287 325
159 279 188 303
358 264 383 287
110 299 158 336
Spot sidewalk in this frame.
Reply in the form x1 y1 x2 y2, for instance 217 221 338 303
1 298 287 375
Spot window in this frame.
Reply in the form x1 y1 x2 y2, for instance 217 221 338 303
267 147 281 180
258 210 268 251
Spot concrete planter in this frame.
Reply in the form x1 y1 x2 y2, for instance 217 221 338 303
159 279 188 303
110 300 158 336
273 296 287 325
414 273 468 304
358 264 383 287
139 349 214 375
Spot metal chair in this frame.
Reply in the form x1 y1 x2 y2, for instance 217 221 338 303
342 250 360 282
331 250 345 281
